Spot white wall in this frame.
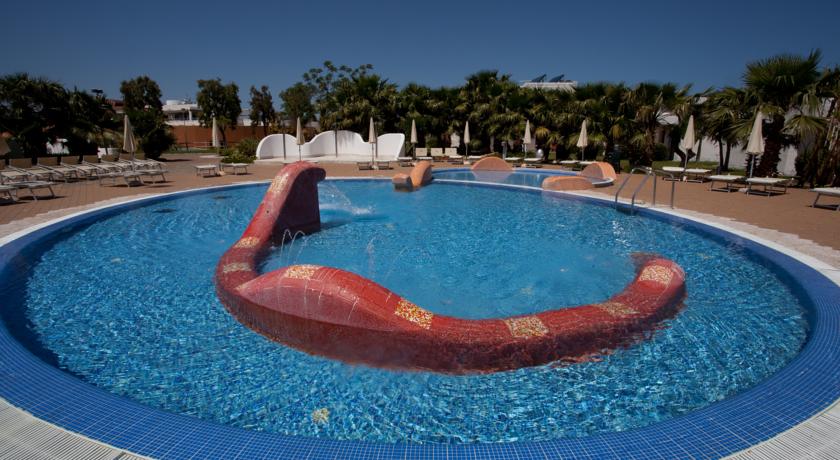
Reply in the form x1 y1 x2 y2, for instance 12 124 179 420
673 136 798 176
257 130 405 161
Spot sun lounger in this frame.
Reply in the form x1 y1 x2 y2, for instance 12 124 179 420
130 155 165 170
415 147 432 161
708 175 745 193
0 168 31 183
0 174 55 200
559 160 580 170
37 164 79 182
523 158 543 168
444 148 464 163
98 170 144 187
221 162 249 175
0 185 17 202
430 148 444 162
746 177 789 196
9 165 56 182
505 157 524 167
194 164 220 177
60 159 100 179
811 187 840 211
661 166 685 181
99 158 131 172
137 169 167 183
684 168 711 183
83 160 122 173
376 161 392 170
118 155 151 170
357 161 373 171
397 156 413 167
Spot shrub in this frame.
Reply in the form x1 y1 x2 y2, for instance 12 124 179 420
235 138 259 157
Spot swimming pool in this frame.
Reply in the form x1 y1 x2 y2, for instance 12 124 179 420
0 177 838 458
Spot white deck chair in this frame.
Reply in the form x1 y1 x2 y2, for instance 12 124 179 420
811 187 840 211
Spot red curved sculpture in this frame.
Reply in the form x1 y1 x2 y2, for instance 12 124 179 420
215 162 687 374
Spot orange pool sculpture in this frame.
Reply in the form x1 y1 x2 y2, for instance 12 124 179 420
216 162 687 374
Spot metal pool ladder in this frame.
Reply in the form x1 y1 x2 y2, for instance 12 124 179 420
614 167 676 214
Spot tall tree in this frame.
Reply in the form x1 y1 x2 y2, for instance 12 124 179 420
120 76 174 158
278 83 315 132
744 51 824 176
701 88 750 172
302 61 372 124
0 73 68 161
249 85 275 136
320 74 399 134
456 70 517 152
63 88 118 156
196 78 241 145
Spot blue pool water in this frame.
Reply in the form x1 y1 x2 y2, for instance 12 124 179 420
15 180 807 444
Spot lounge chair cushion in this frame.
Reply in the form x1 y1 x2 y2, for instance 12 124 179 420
746 177 788 185
708 175 744 182
812 187 840 197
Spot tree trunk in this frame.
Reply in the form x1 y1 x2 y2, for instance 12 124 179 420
724 143 732 171
755 115 785 177
716 137 724 173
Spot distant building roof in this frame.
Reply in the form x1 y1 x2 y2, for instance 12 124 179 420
522 73 577 91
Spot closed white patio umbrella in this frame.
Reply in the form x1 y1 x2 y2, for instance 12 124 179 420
211 117 221 149
523 120 531 153
746 112 765 178
296 117 304 161
679 115 696 168
410 119 418 158
123 115 137 161
464 121 470 157
368 117 377 164
576 120 588 161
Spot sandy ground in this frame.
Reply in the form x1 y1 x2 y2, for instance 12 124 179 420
1 154 838 266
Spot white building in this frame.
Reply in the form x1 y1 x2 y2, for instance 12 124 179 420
162 100 252 127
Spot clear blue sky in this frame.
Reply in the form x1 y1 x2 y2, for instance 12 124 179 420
2 0 838 104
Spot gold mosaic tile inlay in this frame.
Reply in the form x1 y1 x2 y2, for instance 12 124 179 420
233 237 260 248
394 299 433 329
311 408 330 424
222 263 252 274
638 265 674 286
268 174 289 193
595 301 637 317
284 264 320 280
504 316 549 338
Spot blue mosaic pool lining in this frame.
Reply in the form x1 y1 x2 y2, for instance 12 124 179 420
0 177 838 460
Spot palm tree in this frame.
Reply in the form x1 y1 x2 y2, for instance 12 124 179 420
743 51 825 176
456 71 517 152
702 88 750 172
0 73 69 161
580 82 632 159
796 66 840 186
320 74 399 135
